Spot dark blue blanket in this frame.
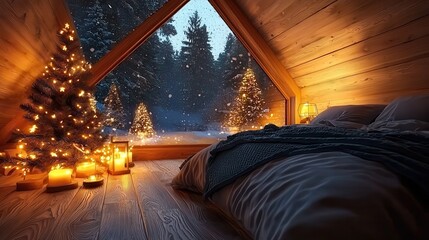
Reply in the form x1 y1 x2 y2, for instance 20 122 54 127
204 125 429 201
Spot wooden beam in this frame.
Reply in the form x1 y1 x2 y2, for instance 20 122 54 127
208 0 301 124
86 0 189 87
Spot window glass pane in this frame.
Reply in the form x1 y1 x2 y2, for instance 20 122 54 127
67 0 168 63
69 0 286 145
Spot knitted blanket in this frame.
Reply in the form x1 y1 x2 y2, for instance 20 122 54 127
204 124 429 200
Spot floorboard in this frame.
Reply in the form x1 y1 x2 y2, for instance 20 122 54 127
0 160 245 240
147 160 245 239
99 173 147 240
134 161 209 240
45 174 107 240
0 185 79 239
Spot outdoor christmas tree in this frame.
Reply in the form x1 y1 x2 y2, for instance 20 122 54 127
104 83 126 129
129 102 155 138
226 68 265 128
13 23 107 172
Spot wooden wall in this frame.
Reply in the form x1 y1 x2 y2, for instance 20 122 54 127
0 0 73 144
235 0 429 112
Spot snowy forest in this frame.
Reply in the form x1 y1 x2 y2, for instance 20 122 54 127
67 0 283 139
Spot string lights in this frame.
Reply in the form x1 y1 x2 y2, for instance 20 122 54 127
5 23 107 175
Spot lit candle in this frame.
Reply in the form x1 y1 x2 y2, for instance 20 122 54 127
48 168 72 187
114 153 126 171
76 162 96 178
88 175 97 181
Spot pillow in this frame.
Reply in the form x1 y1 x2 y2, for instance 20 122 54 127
374 94 429 122
171 143 217 193
366 119 429 132
311 104 386 125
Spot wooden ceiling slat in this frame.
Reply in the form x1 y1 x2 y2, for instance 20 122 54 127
301 57 429 104
256 0 335 42
295 35 429 87
289 14 429 79
278 0 429 68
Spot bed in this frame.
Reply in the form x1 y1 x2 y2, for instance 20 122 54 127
172 94 429 240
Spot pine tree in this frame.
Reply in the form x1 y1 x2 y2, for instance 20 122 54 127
157 38 178 110
104 83 126 129
111 0 164 113
226 68 265 128
15 24 107 171
129 102 155 138
79 0 115 63
179 11 215 111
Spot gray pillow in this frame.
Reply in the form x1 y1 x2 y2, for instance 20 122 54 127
374 94 429 122
311 104 386 125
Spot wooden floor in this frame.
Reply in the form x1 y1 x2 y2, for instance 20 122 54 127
0 160 247 240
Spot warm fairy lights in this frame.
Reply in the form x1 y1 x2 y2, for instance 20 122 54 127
29 125 37 133
129 102 155 138
4 23 107 174
225 68 264 129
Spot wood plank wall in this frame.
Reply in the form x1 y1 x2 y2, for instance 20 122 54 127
0 0 73 143
235 0 429 113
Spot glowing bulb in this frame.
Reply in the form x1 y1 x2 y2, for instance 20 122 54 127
29 125 37 133
51 114 56 119
60 87 65 92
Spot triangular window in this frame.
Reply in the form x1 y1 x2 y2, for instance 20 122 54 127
67 0 286 145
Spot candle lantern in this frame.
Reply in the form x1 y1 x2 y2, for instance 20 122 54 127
108 138 130 175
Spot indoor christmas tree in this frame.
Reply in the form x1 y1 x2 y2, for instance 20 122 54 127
129 102 155 138
104 83 126 129
225 68 265 128
12 23 107 172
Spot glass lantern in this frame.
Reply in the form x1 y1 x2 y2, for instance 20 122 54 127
108 138 130 175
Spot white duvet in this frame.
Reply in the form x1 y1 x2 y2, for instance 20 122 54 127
172 145 428 240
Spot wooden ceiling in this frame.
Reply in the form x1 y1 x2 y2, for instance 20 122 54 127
1 0 429 145
235 0 429 109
